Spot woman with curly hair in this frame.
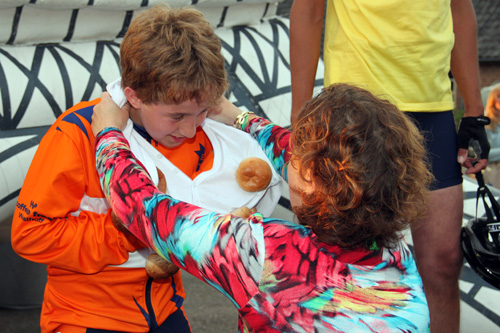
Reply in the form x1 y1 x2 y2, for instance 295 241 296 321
91 83 431 332
482 83 500 187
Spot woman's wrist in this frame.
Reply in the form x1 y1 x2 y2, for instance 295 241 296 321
234 111 255 130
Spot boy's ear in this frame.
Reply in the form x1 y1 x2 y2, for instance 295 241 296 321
124 87 142 109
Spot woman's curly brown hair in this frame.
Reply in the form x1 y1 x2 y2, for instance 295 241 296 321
291 83 432 250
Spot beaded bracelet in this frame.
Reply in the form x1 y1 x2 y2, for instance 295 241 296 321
234 111 255 130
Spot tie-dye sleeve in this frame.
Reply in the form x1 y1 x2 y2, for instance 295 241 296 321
95 128 265 307
241 117 291 182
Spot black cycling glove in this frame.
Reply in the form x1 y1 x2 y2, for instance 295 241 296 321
457 116 491 160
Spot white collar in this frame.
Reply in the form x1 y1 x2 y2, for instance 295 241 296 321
106 77 128 107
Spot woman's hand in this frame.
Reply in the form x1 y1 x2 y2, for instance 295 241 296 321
91 92 130 137
208 96 244 126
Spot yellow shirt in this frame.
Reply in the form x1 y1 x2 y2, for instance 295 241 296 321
324 0 455 112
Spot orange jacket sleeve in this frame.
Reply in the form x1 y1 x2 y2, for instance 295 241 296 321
11 101 140 274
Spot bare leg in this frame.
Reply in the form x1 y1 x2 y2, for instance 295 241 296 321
411 184 463 333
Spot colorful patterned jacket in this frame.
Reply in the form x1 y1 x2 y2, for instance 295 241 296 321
96 117 430 332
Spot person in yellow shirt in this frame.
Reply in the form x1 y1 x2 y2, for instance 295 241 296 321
289 0 489 332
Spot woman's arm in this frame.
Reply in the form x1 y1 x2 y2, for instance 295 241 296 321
208 96 292 180
95 128 265 306
241 117 292 182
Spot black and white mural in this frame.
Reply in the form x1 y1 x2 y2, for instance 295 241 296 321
0 1 499 331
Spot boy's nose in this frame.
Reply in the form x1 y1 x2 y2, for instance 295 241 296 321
178 116 197 138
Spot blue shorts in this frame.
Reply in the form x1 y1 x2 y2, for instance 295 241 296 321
406 111 463 191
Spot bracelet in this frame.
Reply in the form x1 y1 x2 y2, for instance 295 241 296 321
234 111 255 129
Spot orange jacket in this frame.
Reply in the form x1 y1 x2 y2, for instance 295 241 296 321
11 99 185 332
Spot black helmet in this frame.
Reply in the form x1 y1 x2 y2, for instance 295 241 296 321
461 217 500 288
461 172 500 289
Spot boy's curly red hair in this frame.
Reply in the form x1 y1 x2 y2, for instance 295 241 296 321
291 83 432 250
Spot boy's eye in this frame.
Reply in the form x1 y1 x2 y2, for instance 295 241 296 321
170 115 184 121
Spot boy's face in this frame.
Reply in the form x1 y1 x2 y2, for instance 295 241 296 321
133 99 210 148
